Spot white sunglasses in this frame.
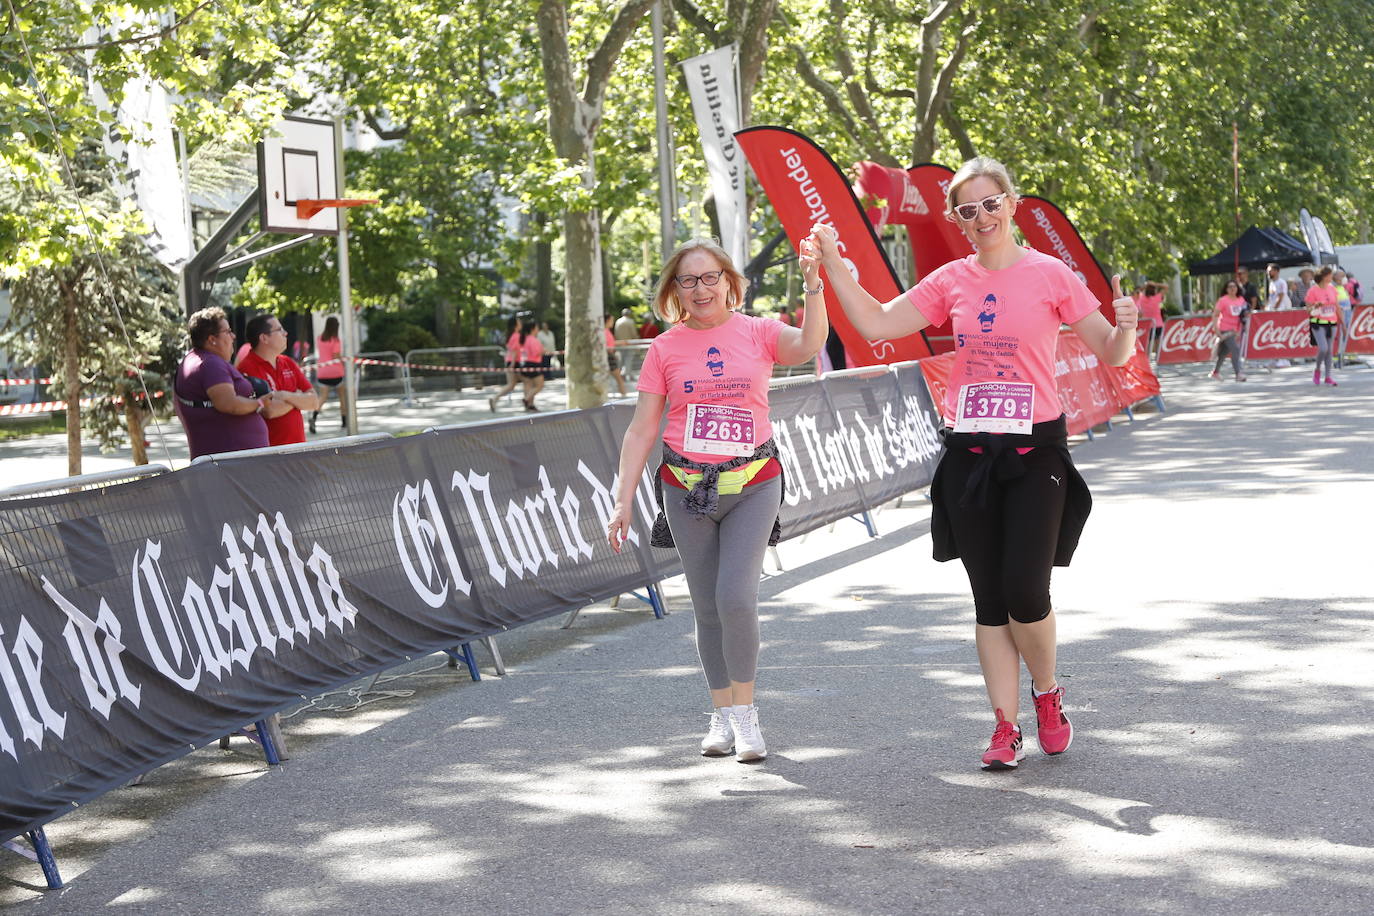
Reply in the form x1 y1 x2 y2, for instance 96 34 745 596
951 192 1011 222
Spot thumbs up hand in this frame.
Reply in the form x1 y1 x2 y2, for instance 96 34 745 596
1111 275 1138 331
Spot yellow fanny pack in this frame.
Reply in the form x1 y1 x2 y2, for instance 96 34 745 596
667 458 773 495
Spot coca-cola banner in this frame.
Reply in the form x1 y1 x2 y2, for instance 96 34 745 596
1347 305 1374 354
0 370 943 846
735 127 935 364
1245 310 1317 361
1013 196 1115 322
1158 316 1216 365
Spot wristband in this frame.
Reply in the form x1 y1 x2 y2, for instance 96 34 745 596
803 280 824 296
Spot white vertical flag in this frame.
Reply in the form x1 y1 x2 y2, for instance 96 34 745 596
85 15 192 271
681 45 748 269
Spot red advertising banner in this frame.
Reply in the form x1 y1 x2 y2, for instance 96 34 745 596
906 163 976 276
1348 305 1374 354
1105 340 1162 407
918 351 956 416
1013 196 1114 322
903 164 976 353
1245 310 1317 360
735 127 935 365
917 332 1157 438
1158 316 1215 364
1054 332 1117 435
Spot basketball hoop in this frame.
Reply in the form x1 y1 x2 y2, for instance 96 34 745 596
294 198 379 219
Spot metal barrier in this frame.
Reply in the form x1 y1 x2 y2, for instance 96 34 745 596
404 345 507 394
302 350 414 404
0 464 172 500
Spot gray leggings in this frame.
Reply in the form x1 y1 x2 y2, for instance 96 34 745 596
1313 324 1335 377
663 475 781 690
1214 330 1242 376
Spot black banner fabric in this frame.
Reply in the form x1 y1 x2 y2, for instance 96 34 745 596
0 370 940 844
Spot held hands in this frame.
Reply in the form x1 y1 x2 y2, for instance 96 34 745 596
798 235 822 288
606 502 632 554
806 223 842 270
1111 275 1138 333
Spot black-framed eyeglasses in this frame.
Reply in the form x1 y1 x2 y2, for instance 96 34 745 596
952 192 1010 222
674 271 724 289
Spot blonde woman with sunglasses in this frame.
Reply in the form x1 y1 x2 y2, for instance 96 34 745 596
606 238 828 762
808 157 1137 770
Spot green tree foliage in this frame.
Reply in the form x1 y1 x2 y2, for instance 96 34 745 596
1 0 303 470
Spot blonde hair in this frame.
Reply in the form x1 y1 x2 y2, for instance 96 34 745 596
945 156 1018 216
650 238 747 324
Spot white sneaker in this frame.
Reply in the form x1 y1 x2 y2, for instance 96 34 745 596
729 705 767 762
700 709 734 757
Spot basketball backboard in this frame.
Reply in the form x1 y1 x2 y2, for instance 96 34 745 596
258 115 339 235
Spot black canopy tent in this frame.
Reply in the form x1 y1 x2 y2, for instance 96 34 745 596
1188 225 1313 275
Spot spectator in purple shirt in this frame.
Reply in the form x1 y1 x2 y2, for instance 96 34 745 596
174 307 289 459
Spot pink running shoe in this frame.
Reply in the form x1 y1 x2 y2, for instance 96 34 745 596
1313 369 1321 385
1325 378 1338 387
1032 686 1074 755
981 709 1025 770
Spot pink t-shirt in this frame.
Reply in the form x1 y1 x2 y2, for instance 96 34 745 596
1305 285 1340 323
315 337 344 379
1137 292 1164 324
637 312 783 463
521 334 544 363
1215 295 1247 332
905 249 1100 426
505 332 522 364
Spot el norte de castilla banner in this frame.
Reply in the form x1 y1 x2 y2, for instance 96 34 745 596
0 366 941 843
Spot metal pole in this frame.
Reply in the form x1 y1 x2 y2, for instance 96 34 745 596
652 1 676 261
335 117 359 436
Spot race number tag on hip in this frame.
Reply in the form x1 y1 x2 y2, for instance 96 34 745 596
954 382 1034 434
683 403 756 456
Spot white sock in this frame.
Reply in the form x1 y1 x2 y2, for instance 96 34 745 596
1032 683 1057 698
731 704 755 715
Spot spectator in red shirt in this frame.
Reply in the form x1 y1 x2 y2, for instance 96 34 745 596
237 314 320 445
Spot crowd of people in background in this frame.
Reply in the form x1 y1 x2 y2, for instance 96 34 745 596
1127 260 1361 382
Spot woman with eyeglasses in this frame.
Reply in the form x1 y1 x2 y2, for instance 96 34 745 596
1206 280 1248 381
606 238 828 762
809 157 1137 771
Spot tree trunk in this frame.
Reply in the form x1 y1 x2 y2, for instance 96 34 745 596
125 397 148 466
563 205 608 408
61 278 82 477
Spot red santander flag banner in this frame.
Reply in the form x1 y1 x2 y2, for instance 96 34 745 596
1013 196 1115 322
1245 310 1317 360
1348 305 1374 354
735 127 935 364
1158 316 1215 364
907 163 977 275
904 164 976 353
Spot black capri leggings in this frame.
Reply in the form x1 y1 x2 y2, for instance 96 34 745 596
937 445 1069 627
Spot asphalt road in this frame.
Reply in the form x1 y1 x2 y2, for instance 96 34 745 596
3 361 1372 914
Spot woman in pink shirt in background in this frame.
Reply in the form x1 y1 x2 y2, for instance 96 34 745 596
1207 280 1248 382
607 238 828 762
1305 266 1343 386
813 157 1138 771
1134 282 1165 357
311 316 347 433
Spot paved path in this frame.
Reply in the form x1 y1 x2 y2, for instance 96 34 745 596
3 362 1372 913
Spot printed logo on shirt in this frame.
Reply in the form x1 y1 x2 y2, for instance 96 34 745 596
704 346 727 377
978 293 999 332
